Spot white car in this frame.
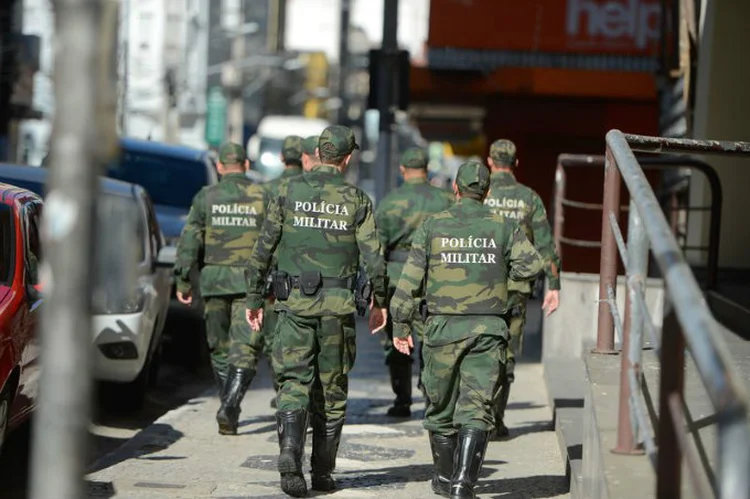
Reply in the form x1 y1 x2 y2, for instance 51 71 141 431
246 115 330 180
90 179 174 410
0 165 175 411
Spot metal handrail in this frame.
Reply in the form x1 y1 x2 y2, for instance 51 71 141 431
553 153 723 290
597 130 750 499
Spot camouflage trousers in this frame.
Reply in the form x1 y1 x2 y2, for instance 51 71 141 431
204 295 263 372
262 298 279 359
502 293 529 383
272 311 356 421
422 333 506 436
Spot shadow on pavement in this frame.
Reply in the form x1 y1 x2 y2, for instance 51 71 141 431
480 474 570 498
87 423 184 474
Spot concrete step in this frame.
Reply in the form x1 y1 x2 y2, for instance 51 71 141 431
544 358 586 497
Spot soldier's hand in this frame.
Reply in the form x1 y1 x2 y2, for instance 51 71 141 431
393 335 414 355
542 290 560 317
177 290 192 306
246 308 264 331
369 305 387 334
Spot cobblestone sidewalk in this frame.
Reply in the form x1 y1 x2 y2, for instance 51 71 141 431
87 320 569 499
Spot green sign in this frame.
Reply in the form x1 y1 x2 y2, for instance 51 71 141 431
205 86 227 147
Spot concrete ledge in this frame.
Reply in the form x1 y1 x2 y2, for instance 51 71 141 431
581 352 654 499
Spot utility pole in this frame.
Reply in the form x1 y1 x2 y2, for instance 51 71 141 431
225 1 245 145
375 0 399 203
29 0 120 498
337 0 351 126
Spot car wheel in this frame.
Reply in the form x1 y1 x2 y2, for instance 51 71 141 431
0 385 11 456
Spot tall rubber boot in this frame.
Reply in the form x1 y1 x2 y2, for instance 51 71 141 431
212 366 228 394
429 432 457 497
450 428 490 499
310 416 345 492
490 382 511 440
387 360 412 417
216 366 254 435
277 409 309 498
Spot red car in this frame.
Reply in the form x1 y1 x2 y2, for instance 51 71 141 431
0 183 42 455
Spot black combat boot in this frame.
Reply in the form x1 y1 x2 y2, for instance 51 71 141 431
310 416 345 492
429 432 457 497
213 366 228 394
216 366 254 435
277 409 309 497
490 382 511 440
450 428 489 499
387 360 412 417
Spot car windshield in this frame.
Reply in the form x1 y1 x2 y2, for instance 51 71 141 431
0 204 12 285
256 137 284 179
107 150 208 208
96 192 146 264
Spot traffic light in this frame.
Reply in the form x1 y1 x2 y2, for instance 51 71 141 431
367 49 410 111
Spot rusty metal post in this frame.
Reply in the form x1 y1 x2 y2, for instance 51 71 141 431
656 309 685 499
613 200 648 455
553 161 566 260
595 148 621 353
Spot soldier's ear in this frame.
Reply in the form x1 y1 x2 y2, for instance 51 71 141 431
514 159 519 168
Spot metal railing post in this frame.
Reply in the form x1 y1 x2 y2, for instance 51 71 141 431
553 161 565 260
717 403 750 499
596 148 621 353
613 200 648 455
656 308 685 499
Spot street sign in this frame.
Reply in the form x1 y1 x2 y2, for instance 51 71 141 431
205 86 227 147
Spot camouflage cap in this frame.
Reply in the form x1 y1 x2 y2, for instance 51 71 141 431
318 125 360 159
455 160 490 196
218 142 247 164
302 135 319 156
490 139 517 165
282 135 303 162
400 147 428 169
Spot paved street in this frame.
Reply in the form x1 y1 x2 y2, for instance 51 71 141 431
0 305 213 499
85 302 570 499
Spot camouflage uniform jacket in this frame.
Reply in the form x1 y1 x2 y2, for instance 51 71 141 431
264 165 303 270
375 177 453 285
485 171 562 290
265 165 303 199
245 164 387 316
174 173 270 297
390 198 544 345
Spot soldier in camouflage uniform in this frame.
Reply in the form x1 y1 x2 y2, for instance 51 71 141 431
302 135 321 169
262 135 305 408
245 125 388 497
174 143 270 436
484 139 562 439
375 147 453 418
391 161 544 499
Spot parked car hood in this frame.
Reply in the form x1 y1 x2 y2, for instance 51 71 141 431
154 204 190 242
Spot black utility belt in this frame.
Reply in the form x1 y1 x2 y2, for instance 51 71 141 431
272 270 355 301
419 301 504 321
386 249 410 263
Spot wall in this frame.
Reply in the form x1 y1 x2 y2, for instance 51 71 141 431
690 0 750 269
